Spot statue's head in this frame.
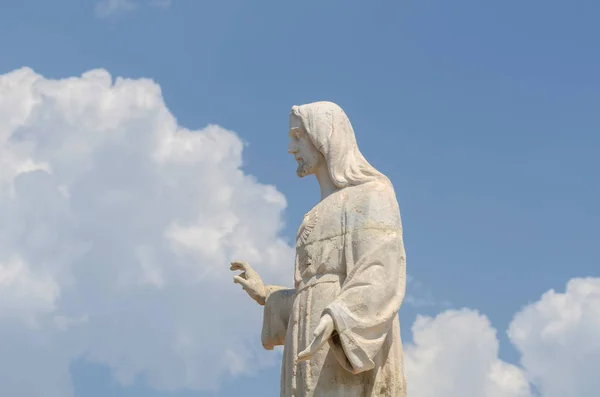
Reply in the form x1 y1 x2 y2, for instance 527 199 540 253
288 101 388 189
288 109 325 179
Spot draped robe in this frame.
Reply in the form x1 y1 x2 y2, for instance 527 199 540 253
261 180 407 396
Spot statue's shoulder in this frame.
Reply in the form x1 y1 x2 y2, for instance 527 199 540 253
344 180 397 206
344 180 400 229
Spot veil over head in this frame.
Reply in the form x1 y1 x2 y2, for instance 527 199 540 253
290 101 389 189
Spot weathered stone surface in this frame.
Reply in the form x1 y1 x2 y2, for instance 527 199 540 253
231 101 407 396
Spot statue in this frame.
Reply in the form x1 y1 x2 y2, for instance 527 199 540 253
230 101 407 396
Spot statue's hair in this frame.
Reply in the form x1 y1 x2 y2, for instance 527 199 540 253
291 101 390 189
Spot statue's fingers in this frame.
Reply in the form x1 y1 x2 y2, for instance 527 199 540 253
313 321 326 337
296 346 314 362
233 275 250 289
231 261 248 270
297 334 326 363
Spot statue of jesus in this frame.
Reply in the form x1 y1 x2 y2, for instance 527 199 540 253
230 101 407 396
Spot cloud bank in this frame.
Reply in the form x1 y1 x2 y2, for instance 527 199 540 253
0 68 598 397
405 277 600 397
0 67 292 396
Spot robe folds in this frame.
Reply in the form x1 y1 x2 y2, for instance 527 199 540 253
261 180 407 397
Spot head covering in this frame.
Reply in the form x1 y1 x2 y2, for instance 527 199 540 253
290 101 389 189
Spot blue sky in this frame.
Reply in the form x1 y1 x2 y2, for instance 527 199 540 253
0 1 598 396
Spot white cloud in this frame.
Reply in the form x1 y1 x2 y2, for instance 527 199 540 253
509 277 600 397
406 309 531 397
95 0 172 17
0 67 293 396
1 67 599 397
405 309 533 397
404 274 452 308
95 0 137 17
0 255 60 327
404 278 600 397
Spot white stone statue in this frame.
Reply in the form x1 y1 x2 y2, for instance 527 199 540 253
230 101 407 396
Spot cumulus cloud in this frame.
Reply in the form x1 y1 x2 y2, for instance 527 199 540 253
95 0 172 17
509 277 600 397
0 67 293 396
405 310 532 397
404 274 452 308
95 0 137 17
405 278 600 397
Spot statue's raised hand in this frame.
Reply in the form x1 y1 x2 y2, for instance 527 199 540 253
230 261 267 306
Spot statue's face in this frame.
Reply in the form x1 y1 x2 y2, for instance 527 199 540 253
288 114 322 178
